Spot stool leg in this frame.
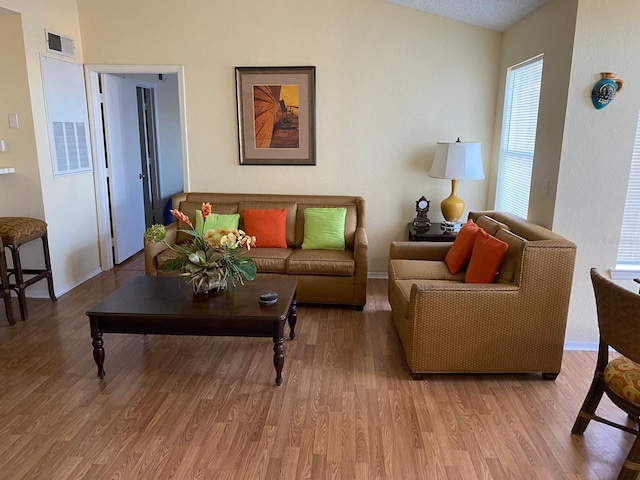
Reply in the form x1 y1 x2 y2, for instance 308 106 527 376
0 246 14 325
8 244 28 320
41 233 57 302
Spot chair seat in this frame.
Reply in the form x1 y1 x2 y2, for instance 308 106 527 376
0 217 48 240
605 356 640 406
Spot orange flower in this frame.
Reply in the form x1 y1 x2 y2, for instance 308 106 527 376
201 202 212 220
170 209 193 228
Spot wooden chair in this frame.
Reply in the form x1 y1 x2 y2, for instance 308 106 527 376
0 217 57 321
572 268 640 480
0 236 15 325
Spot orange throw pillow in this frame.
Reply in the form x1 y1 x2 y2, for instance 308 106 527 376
242 208 287 248
465 229 509 283
444 220 480 274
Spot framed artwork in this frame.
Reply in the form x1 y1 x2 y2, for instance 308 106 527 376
235 66 316 165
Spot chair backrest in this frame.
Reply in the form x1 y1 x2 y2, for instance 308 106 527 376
591 268 640 363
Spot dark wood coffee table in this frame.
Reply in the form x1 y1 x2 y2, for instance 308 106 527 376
86 276 297 385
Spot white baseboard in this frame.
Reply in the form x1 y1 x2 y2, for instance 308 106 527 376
563 341 598 351
24 267 103 298
368 272 388 279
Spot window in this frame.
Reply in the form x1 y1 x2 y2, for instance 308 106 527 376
495 55 543 218
613 112 640 277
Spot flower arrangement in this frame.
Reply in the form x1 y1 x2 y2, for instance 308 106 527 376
145 203 257 294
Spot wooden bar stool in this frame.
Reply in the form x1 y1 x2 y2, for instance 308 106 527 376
0 236 15 325
0 217 57 320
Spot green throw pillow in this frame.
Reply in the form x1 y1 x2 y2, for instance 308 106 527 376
301 207 346 250
196 211 240 234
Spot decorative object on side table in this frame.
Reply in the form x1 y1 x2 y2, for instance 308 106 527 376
429 137 484 232
408 222 458 242
412 196 431 234
144 203 257 295
591 72 624 110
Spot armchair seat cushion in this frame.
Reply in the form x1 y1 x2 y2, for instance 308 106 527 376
391 279 460 319
389 259 465 281
286 249 354 276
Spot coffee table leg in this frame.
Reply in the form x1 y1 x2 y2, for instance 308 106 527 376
273 334 284 386
288 295 297 340
90 318 105 379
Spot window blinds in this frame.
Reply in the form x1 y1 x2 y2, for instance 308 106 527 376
496 56 543 219
616 112 640 269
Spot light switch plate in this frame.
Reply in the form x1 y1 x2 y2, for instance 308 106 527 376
8 114 19 129
0 140 5 152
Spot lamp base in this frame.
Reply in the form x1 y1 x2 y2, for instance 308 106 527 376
440 179 465 223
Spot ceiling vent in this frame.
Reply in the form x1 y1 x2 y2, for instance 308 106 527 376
46 30 75 58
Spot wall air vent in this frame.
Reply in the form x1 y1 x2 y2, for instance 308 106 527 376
46 30 75 58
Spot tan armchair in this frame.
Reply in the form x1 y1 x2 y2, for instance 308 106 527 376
388 211 577 378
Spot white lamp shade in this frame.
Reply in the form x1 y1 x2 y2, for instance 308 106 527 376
429 141 484 180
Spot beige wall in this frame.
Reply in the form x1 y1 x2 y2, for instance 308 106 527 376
7 0 638 347
0 0 101 295
555 0 640 344
491 0 577 229
77 0 502 272
0 13 44 220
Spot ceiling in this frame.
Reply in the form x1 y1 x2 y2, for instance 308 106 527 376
386 0 552 32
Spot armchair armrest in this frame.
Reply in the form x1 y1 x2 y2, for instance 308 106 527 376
389 241 451 261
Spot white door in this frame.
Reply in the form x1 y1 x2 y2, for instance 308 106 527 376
102 74 146 264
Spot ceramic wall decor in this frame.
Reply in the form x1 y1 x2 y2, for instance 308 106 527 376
591 72 624 109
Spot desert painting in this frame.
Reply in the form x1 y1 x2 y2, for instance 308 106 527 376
253 84 300 149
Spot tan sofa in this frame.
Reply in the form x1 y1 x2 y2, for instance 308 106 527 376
144 192 368 309
388 211 577 379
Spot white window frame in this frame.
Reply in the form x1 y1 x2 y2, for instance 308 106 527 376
612 112 640 279
495 55 543 219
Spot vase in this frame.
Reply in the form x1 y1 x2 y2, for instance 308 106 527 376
192 275 227 296
591 72 624 110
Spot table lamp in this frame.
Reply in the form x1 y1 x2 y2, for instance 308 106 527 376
429 137 484 230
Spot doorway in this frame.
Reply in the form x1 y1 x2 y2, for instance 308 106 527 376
85 65 189 271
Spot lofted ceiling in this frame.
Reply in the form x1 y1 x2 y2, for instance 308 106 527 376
386 0 552 32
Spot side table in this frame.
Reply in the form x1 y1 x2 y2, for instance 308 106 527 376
408 223 458 242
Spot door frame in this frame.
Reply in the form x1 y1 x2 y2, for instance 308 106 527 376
84 64 189 271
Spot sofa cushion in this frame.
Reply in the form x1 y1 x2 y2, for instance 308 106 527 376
286 249 355 276
465 229 509 283
296 204 357 249
239 201 297 246
444 220 480 274
301 207 346 250
195 211 240 235
245 247 292 273
389 259 465 282
176 201 238 243
242 208 288 248
475 215 510 236
156 247 180 271
494 229 526 284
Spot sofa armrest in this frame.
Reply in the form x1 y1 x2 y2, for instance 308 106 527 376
353 227 368 307
389 241 451 261
143 222 177 276
354 226 368 256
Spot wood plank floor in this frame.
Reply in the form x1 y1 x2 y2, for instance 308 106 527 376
0 253 635 479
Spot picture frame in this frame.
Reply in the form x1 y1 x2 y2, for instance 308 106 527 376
235 66 316 165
